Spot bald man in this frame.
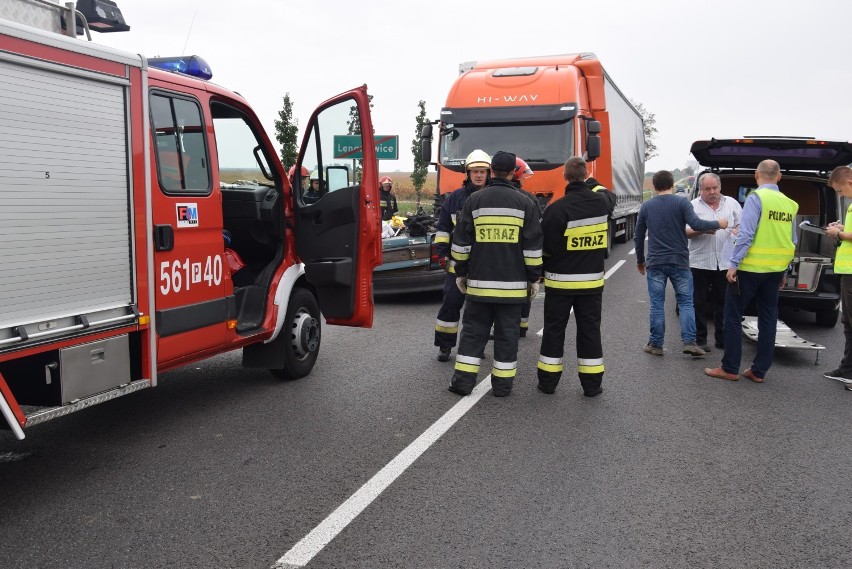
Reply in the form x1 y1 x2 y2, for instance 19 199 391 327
705 160 798 383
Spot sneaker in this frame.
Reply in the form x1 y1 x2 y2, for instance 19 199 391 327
683 343 706 357
643 342 664 356
824 368 852 382
697 344 711 353
437 347 451 362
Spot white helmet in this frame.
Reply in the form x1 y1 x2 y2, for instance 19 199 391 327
465 149 491 171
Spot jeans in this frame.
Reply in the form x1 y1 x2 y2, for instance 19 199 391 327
646 264 696 347
721 270 784 378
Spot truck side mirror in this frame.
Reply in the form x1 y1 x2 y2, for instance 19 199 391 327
420 124 433 163
586 120 602 161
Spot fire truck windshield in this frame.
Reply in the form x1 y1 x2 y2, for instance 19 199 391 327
438 120 574 168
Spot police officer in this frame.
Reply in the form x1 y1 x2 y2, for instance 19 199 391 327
704 159 798 383
448 151 543 397
433 149 492 361
537 157 610 397
512 156 542 337
379 176 398 221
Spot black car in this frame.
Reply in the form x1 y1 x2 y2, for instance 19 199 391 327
690 137 852 326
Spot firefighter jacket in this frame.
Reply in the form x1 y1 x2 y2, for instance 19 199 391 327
434 181 478 273
379 188 398 221
451 178 543 303
586 177 616 215
541 180 611 295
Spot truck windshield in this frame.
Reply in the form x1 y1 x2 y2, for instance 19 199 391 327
439 122 573 166
438 103 575 167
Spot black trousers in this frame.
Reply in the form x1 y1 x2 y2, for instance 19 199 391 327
691 267 727 347
434 273 466 348
537 292 603 394
838 274 852 374
450 300 523 396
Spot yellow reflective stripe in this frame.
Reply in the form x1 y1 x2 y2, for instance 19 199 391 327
435 232 450 243
520 321 529 329
537 361 564 372
577 358 604 374
467 287 528 298
474 215 524 227
545 278 604 289
455 362 479 373
591 185 606 192
525 256 543 266
451 251 470 261
492 367 517 378
435 320 459 333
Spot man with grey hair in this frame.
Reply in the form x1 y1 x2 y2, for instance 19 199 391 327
537 156 612 396
705 159 798 383
687 172 742 351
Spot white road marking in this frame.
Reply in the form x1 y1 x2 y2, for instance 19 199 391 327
534 259 626 337
272 376 495 568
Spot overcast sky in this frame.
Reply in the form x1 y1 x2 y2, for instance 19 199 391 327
97 0 852 173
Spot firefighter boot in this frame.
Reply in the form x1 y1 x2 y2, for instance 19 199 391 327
437 347 451 362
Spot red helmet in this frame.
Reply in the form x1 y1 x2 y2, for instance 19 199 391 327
513 157 534 181
288 165 309 178
379 175 393 186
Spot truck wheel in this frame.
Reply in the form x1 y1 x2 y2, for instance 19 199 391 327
816 308 839 327
270 287 321 379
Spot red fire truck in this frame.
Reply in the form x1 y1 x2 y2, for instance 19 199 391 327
0 0 382 439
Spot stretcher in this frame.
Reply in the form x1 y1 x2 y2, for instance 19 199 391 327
741 316 825 364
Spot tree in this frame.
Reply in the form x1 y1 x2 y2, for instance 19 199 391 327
410 100 430 210
630 100 658 162
274 93 299 170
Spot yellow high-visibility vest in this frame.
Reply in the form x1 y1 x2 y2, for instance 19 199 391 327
739 188 798 273
835 204 852 274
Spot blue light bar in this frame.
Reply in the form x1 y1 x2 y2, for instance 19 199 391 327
148 56 213 81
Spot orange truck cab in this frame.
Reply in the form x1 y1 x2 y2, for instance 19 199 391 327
0 0 382 439
421 53 645 250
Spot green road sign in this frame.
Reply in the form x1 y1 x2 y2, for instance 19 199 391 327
333 135 399 160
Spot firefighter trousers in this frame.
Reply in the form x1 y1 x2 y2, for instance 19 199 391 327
537 293 604 395
434 272 466 348
450 300 522 396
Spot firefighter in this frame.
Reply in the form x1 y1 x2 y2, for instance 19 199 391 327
448 151 543 397
379 175 398 221
433 149 492 361
537 156 610 397
512 156 542 337
305 170 322 204
288 165 310 196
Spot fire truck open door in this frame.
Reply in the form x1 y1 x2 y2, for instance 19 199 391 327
292 87 382 326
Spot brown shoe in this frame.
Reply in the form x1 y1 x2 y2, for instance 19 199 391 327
743 368 764 383
704 366 739 381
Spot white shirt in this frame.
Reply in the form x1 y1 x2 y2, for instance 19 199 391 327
688 195 743 270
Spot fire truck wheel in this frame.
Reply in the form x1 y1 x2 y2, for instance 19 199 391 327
270 287 321 379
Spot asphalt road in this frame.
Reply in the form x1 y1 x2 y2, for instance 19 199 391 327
2 241 851 569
